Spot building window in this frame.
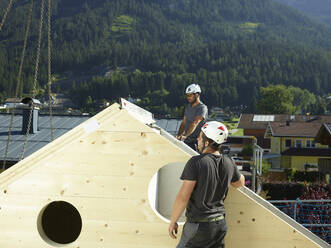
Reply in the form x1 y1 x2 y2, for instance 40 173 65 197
285 139 291 148
295 140 302 148
304 163 318 171
306 140 316 148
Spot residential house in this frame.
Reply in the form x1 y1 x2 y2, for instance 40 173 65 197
264 121 331 171
209 107 230 121
315 123 331 146
237 114 331 150
314 123 331 175
3 98 26 109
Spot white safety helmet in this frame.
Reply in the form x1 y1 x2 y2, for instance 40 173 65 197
185 84 201 94
201 121 228 144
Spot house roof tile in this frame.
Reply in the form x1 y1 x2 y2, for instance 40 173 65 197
268 121 322 137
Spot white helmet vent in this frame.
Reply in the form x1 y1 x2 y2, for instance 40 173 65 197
201 121 228 144
185 84 201 94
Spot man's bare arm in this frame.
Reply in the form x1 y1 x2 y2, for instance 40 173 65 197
231 174 245 188
184 115 204 138
168 180 196 239
176 117 186 139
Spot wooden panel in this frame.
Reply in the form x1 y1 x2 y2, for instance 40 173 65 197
0 194 176 248
0 103 327 248
225 187 322 248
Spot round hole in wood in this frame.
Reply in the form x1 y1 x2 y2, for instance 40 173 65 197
37 201 82 245
148 162 186 223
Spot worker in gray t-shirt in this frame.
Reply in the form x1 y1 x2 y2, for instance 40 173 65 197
176 84 208 150
169 121 245 247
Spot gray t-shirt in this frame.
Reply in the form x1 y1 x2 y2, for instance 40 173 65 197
180 153 241 222
184 102 208 142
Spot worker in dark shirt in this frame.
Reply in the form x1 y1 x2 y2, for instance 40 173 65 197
176 84 208 151
169 121 245 248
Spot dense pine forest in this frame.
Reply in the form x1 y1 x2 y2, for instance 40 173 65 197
1 0 331 116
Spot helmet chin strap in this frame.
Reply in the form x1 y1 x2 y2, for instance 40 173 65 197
200 144 206 154
200 140 208 154
200 141 218 154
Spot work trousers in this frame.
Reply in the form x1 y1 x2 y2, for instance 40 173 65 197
176 219 227 248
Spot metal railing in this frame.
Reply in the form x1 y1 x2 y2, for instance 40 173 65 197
252 139 263 192
269 199 331 244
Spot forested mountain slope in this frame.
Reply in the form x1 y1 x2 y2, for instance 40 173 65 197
1 0 331 114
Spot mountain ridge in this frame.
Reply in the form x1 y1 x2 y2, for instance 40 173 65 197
273 0 331 26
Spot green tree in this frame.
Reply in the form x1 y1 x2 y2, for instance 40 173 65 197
311 96 327 114
257 85 296 114
288 86 316 114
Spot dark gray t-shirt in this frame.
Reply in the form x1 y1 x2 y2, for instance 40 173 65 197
180 153 241 222
184 102 208 142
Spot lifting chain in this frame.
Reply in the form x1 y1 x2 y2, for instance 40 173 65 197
0 0 14 32
2 0 34 170
20 0 45 160
47 0 54 141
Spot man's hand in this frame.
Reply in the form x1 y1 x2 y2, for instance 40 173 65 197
176 135 186 141
168 222 178 239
